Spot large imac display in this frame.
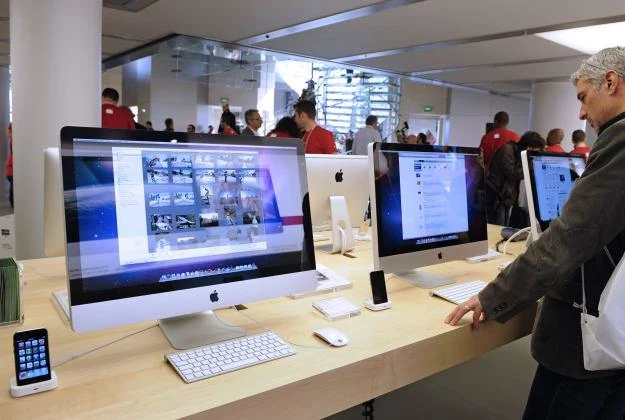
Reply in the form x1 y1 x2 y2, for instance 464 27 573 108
521 151 586 241
60 127 316 349
305 154 370 229
368 142 487 288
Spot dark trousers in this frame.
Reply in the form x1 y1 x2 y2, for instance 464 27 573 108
6 175 12 208
523 365 625 419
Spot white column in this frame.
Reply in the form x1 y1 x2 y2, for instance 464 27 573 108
257 62 276 135
530 81 586 151
0 67 10 203
11 0 101 259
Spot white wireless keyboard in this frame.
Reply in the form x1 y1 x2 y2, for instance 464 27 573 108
430 280 487 305
165 331 295 383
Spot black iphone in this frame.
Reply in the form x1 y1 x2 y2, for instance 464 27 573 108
13 328 52 386
370 270 388 304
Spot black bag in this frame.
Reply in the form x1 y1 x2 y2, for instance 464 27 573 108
508 205 529 229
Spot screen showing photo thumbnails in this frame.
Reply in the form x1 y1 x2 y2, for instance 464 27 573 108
63 139 308 299
374 148 486 257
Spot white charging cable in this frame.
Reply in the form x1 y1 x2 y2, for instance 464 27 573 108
503 226 531 256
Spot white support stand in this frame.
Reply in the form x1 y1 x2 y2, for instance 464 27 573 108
10 370 58 397
317 196 355 255
363 298 392 311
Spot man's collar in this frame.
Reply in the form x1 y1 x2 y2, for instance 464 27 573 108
247 125 258 135
599 112 625 135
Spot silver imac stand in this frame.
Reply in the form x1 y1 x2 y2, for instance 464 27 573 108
159 310 245 350
393 269 455 289
316 196 356 255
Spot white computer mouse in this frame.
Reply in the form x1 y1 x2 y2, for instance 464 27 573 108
313 327 349 347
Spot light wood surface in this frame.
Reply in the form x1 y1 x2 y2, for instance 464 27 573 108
0 225 533 419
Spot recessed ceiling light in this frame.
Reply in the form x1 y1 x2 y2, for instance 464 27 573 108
536 21 625 54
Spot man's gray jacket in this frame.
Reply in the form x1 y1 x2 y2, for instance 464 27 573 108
480 116 625 379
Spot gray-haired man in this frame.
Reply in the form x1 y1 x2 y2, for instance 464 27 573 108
446 47 625 418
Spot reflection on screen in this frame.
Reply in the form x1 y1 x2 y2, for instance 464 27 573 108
373 147 486 258
399 153 468 240
531 155 585 223
64 139 310 302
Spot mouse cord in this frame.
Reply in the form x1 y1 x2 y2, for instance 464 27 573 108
503 227 531 256
52 324 158 369
230 305 326 350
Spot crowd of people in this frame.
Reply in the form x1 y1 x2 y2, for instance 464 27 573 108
480 110 593 227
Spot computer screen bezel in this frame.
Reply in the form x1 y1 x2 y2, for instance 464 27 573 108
368 142 488 273
60 126 316 311
522 150 586 240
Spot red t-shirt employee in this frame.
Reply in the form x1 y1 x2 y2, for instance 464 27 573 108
101 88 135 130
293 100 337 154
479 111 519 170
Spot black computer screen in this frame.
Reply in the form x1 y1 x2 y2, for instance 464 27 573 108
60 127 315 305
371 143 487 258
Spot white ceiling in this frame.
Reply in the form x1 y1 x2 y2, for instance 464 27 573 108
2 0 625 95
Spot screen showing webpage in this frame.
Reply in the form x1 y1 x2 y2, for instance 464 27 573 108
63 138 309 297
532 155 586 222
372 146 486 258
398 153 469 240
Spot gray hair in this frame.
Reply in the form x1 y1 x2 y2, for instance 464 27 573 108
571 47 625 88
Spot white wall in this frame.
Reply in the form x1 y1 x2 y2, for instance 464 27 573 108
150 55 199 131
530 81 586 151
399 81 449 124
448 89 530 148
102 67 123 104
207 68 259 129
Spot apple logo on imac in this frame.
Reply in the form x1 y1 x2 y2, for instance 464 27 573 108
437 252 443 260
335 169 343 183
210 290 219 302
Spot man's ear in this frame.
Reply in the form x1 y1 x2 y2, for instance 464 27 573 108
606 71 619 94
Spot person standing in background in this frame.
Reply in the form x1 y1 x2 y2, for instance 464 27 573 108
571 129 591 155
267 116 301 138
5 123 12 208
101 88 135 130
145 121 154 130
351 115 382 155
294 100 337 154
186 124 196 133
208 125 214 134
164 118 175 131
241 109 263 136
219 111 239 135
545 128 566 152
479 111 520 171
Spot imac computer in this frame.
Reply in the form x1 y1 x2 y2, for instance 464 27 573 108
368 142 488 288
306 154 370 253
521 150 586 241
60 127 316 349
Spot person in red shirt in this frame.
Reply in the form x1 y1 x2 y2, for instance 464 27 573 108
293 100 337 154
571 129 591 156
219 111 240 136
545 128 566 153
101 88 135 130
267 116 301 139
479 111 520 170
5 123 12 208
